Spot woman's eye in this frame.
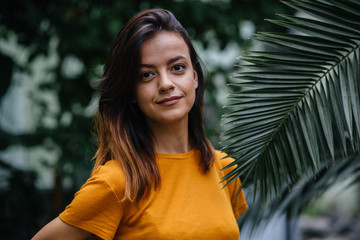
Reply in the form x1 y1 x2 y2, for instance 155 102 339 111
140 71 155 80
171 64 185 72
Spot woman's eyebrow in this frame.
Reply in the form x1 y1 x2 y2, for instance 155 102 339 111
140 55 187 68
167 55 186 65
139 63 155 68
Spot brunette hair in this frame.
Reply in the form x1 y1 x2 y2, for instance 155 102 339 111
93 9 214 201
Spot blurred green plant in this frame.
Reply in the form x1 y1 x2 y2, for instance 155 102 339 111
222 0 360 233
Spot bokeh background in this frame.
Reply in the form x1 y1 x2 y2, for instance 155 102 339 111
0 0 359 239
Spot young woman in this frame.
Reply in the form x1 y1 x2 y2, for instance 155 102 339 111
32 9 247 240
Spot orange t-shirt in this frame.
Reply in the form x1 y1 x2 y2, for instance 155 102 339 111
59 149 248 240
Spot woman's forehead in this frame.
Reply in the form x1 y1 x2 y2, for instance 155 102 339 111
140 32 190 64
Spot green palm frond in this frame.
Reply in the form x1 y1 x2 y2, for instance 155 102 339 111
222 0 360 213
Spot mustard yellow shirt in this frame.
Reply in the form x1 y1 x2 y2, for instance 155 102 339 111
59 149 248 240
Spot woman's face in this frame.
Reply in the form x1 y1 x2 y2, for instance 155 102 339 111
135 31 198 128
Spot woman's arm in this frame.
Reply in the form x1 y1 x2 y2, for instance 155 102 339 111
32 217 90 240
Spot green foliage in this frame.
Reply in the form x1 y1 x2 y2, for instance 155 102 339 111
223 0 360 230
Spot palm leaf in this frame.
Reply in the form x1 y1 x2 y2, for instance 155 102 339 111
239 154 360 235
222 0 360 222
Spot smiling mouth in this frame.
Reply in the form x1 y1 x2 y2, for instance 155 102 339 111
156 96 182 106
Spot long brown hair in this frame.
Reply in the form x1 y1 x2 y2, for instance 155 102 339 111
93 9 214 202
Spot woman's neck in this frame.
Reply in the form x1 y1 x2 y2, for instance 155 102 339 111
148 120 193 154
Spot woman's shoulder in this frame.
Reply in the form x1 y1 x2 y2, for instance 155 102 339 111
213 150 237 172
214 150 235 165
90 160 126 194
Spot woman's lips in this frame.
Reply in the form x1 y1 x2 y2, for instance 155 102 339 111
156 96 182 106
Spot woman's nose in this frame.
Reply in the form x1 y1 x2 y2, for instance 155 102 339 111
158 73 175 93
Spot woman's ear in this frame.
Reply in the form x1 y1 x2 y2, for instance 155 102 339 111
193 70 198 89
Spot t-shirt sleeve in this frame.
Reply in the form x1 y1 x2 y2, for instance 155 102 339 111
217 151 248 219
229 176 248 219
59 162 124 240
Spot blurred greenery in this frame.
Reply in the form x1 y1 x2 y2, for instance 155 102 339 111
0 0 293 239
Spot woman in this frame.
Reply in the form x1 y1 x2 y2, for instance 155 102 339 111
32 8 247 240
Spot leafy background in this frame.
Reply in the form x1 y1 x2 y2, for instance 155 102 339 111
0 0 359 239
